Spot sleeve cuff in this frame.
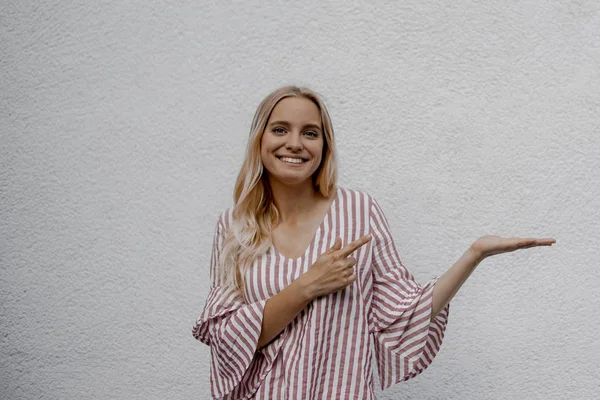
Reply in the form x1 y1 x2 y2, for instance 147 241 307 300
374 278 450 390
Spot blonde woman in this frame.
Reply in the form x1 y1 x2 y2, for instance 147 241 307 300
192 86 555 399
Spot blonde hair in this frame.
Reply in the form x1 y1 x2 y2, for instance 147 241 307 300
219 86 338 293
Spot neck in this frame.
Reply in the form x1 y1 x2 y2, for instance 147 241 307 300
268 179 322 224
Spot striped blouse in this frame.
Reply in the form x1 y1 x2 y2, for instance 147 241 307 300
192 187 450 399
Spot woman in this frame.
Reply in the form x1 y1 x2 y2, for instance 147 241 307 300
192 86 556 399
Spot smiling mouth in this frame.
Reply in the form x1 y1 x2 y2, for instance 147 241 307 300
276 156 307 165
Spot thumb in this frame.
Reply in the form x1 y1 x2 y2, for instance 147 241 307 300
327 237 341 253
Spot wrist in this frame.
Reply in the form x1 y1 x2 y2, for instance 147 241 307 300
467 245 486 264
293 273 316 302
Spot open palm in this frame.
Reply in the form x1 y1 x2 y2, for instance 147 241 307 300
471 235 556 259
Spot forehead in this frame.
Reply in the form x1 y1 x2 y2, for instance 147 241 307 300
268 97 322 125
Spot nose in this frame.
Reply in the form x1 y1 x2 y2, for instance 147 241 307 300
285 132 303 151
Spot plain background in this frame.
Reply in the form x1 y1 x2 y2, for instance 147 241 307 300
2 1 599 399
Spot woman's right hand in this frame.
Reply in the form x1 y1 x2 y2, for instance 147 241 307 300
297 235 373 301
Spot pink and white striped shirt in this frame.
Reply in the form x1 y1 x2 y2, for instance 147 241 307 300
192 187 450 399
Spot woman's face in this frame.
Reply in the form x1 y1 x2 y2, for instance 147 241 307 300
260 96 324 186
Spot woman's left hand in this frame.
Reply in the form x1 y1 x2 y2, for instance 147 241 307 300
470 235 556 260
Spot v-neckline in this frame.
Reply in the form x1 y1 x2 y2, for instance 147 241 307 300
270 187 340 262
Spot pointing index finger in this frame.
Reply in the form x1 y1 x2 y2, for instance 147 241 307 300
338 234 372 258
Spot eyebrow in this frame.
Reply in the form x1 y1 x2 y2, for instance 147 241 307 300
267 121 322 131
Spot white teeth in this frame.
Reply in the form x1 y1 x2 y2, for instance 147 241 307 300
279 157 304 164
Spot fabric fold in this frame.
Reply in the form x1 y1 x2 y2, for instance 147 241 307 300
192 215 287 399
369 197 450 389
371 277 450 389
193 284 287 399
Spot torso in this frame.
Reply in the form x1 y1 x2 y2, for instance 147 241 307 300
221 187 379 399
205 187 448 399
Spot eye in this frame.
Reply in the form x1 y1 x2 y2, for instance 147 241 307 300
272 127 286 135
305 131 319 138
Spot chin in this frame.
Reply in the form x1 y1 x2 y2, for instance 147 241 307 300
277 176 312 185
268 172 314 186
263 160 319 185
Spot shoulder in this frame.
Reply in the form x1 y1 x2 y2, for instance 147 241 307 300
215 188 378 227
214 208 234 232
336 186 376 208
336 187 388 223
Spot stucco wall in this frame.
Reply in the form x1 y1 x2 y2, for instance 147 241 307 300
1 1 599 399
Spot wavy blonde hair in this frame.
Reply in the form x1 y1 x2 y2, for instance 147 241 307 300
219 86 338 294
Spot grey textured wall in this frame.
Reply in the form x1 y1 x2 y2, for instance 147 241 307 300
2 1 599 399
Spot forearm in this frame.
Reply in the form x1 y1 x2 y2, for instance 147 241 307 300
431 247 484 321
257 278 312 349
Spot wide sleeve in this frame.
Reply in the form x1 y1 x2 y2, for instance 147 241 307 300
192 215 287 399
368 198 450 390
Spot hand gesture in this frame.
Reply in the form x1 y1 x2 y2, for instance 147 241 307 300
300 235 372 300
470 235 556 260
